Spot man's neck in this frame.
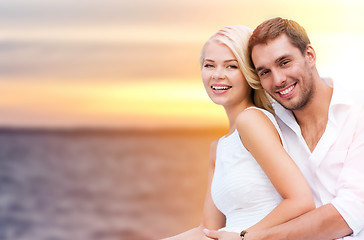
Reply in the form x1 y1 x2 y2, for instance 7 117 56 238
293 78 333 152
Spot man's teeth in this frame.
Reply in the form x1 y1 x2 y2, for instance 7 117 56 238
279 85 294 95
212 86 231 90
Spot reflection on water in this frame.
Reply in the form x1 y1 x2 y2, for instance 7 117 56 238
0 128 221 240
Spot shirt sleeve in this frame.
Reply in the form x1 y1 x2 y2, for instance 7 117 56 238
331 106 364 236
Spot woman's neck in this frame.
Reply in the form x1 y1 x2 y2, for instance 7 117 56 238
224 100 255 133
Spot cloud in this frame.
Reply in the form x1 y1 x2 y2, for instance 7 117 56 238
0 0 226 27
0 40 202 80
2 0 364 128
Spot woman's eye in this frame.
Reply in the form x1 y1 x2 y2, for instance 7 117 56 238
227 65 238 69
204 64 214 68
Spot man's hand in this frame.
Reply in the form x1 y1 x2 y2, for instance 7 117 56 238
203 229 241 240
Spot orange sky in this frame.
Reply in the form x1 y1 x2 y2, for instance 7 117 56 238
0 79 226 129
1 0 364 129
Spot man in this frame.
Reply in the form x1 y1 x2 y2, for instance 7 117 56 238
204 17 364 240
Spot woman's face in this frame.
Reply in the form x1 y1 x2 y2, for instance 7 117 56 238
201 40 251 107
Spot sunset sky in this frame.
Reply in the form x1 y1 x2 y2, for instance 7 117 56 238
1 0 364 129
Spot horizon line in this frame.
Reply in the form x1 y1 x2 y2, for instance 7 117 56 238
0 125 228 136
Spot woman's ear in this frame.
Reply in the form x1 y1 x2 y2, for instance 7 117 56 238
305 45 316 67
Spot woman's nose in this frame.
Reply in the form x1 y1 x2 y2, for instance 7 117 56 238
212 67 225 80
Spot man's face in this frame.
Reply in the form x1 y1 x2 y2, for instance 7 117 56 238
251 34 315 111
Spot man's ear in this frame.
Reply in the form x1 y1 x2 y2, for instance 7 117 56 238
305 45 316 67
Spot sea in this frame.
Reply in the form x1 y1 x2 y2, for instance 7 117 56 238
0 128 224 240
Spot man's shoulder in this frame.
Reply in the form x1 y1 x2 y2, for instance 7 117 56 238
332 81 364 106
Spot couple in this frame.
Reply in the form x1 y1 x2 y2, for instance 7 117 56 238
164 17 364 240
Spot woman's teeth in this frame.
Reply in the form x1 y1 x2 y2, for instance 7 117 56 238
212 86 231 90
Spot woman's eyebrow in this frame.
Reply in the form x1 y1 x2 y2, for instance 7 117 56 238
224 59 238 63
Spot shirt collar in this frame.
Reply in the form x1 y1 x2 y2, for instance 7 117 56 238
273 78 353 130
328 78 362 127
329 78 356 107
273 101 301 133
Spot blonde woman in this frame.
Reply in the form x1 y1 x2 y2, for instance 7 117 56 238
163 25 315 240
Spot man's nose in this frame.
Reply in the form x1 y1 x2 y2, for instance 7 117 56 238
271 69 287 86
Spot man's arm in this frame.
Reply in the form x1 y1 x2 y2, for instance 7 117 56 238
245 203 352 240
247 107 364 240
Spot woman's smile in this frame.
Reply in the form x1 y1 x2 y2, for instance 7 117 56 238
211 84 232 94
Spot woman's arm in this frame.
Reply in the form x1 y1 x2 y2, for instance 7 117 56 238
236 108 315 232
244 203 352 240
162 140 226 239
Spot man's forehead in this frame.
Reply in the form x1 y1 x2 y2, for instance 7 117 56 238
254 34 292 52
252 35 298 64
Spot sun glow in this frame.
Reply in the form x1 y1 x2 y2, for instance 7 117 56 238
0 79 226 129
1 0 364 129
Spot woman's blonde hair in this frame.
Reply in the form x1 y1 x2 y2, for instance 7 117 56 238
200 25 273 113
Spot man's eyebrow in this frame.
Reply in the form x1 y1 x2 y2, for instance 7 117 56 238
275 55 290 64
255 55 291 72
256 66 264 72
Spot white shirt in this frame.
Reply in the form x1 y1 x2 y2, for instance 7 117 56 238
211 107 284 233
274 81 364 239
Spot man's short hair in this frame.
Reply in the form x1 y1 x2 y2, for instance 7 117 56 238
248 17 311 66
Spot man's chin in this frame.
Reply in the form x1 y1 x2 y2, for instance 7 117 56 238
280 101 309 111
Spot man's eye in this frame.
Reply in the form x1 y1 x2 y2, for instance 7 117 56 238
281 60 290 66
260 70 270 77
